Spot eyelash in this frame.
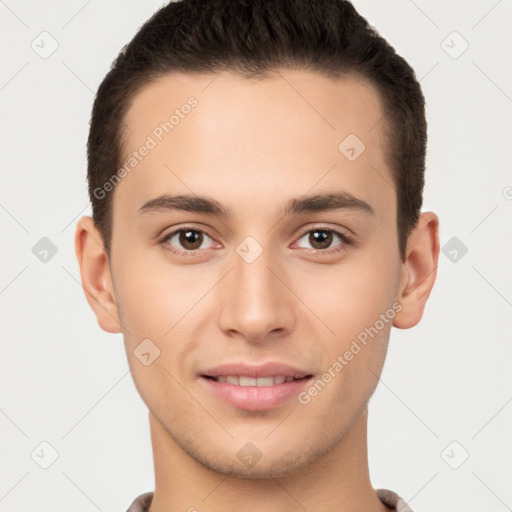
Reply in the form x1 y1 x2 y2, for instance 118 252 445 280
158 225 356 258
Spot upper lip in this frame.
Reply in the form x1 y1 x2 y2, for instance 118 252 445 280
201 362 312 379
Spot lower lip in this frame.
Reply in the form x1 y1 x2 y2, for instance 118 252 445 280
200 376 312 411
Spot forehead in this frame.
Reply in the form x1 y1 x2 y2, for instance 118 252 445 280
122 69 386 151
115 69 394 222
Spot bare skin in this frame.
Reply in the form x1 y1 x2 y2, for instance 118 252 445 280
75 69 439 512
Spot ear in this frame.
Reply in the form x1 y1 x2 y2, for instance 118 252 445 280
393 211 440 329
74 216 122 333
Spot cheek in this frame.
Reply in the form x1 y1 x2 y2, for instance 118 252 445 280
112 252 198 409
294 262 397 416
290 247 400 408
112 249 215 391
295 254 399 341
112 246 202 338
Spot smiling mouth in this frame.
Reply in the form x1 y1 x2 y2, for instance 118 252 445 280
202 375 312 386
200 373 314 410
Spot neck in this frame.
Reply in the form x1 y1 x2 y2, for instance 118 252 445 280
147 406 391 512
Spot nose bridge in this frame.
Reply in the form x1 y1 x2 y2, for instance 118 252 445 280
217 240 293 340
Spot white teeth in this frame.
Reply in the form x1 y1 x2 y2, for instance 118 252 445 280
256 377 274 386
213 375 291 386
238 376 256 386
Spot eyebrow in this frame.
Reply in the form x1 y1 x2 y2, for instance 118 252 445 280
137 191 374 217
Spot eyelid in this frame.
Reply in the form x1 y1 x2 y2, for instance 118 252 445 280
159 223 217 241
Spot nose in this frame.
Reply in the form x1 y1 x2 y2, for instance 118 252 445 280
216 245 296 343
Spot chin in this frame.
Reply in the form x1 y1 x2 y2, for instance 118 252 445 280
185 439 330 480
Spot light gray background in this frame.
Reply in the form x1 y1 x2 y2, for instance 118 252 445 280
1 1 511 511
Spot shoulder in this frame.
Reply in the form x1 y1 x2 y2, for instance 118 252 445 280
376 488 414 512
124 491 154 512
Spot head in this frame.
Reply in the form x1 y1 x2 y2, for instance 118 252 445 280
88 0 427 262
76 0 439 479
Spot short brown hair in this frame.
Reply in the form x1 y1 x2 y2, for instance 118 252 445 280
87 0 427 261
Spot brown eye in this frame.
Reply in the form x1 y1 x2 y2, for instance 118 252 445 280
309 230 333 249
179 230 203 250
295 228 351 252
164 229 215 252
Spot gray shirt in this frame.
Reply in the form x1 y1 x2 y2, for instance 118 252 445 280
125 488 414 511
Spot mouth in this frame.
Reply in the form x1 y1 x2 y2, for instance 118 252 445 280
200 373 313 411
201 375 312 386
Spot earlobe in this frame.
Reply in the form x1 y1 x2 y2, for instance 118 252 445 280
74 216 122 334
393 212 440 329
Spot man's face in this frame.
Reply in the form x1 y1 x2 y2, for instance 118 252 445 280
108 69 404 477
